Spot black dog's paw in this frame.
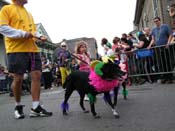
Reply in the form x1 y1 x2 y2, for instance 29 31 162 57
114 114 120 119
124 96 127 100
113 102 117 107
63 111 68 115
93 115 101 119
83 110 89 113
112 109 120 119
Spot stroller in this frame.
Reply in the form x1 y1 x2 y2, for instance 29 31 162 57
9 73 31 97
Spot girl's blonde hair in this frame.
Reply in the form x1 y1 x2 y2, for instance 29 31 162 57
74 41 88 55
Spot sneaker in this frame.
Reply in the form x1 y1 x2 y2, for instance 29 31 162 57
14 105 25 119
29 105 52 117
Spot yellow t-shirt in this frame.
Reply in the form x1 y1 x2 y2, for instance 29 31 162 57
0 4 39 53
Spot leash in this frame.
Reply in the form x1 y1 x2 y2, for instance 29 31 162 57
35 36 89 65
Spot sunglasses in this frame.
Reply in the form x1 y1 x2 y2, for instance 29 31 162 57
61 45 66 47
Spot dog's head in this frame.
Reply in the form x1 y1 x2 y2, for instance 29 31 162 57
91 58 125 81
89 58 126 92
100 61 125 81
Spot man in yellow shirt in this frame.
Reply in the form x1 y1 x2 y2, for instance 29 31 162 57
0 0 52 119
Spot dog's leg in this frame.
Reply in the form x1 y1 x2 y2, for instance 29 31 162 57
104 92 114 109
113 86 119 106
88 94 100 118
122 82 127 100
112 109 120 119
90 102 100 119
78 91 89 113
62 89 74 115
104 92 120 119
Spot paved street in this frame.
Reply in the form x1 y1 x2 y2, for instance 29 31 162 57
0 83 175 131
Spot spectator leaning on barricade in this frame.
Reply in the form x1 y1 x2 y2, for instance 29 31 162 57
134 31 154 83
143 27 152 42
101 38 112 56
168 2 175 51
112 36 121 52
148 16 173 84
121 33 133 51
168 3 175 34
120 38 131 52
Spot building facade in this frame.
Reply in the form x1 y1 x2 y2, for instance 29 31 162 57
134 0 175 31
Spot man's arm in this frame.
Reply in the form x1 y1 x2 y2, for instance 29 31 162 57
167 34 173 46
166 25 173 46
169 7 175 17
0 25 33 39
147 35 155 49
0 25 26 38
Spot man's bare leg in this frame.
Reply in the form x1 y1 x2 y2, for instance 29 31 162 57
30 70 41 101
12 73 23 103
29 70 52 117
12 73 25 119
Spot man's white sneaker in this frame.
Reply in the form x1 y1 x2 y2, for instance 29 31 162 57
14 105 25 119
29 105 52 117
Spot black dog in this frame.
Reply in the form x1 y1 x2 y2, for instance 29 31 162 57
61 61 125 118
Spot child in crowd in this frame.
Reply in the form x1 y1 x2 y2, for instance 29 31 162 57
74 41 91 72
74 41 91 100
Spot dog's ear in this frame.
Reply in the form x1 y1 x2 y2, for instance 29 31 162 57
90 60 101 69
101 56 114 63
94 62 104 76
108 59 113 63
